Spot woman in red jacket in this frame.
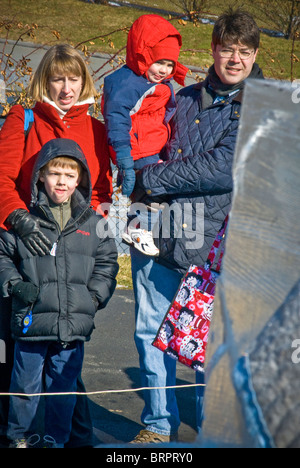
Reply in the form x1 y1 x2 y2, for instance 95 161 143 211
0 43 112 448
0 44 112 256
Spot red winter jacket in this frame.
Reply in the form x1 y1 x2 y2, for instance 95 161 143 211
0 102 112 226
103 14 188 162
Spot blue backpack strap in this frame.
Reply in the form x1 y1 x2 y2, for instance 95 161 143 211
24 108 34 134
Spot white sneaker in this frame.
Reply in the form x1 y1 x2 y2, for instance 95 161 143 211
122 228 160 257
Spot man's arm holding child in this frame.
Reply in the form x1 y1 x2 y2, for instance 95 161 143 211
135 127 236 200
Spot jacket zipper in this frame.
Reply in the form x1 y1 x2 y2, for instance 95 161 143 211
60 204 63 232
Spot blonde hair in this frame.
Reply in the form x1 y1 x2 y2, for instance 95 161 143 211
40 157 83 178
28 44 96 102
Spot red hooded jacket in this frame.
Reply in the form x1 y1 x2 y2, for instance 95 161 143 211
126 14 188 87
0 102 112 227
103 15 188 163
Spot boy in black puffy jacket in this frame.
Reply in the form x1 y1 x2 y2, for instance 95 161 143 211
0 138 119 448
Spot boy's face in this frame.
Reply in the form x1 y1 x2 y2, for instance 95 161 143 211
40 164 80 204
147 60 175 83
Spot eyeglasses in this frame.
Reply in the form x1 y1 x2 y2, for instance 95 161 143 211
219 48 255 60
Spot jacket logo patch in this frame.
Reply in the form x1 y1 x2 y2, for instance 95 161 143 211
76 229 91 236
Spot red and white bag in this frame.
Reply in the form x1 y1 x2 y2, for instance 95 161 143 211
153 216 228 373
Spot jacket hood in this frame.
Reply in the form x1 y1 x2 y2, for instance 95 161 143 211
126 14 188 86
30 138 92 207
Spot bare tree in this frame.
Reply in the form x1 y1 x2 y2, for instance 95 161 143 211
256 0 300 39
168 0 213 20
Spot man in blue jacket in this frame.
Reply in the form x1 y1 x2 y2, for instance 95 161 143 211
130 8 264 444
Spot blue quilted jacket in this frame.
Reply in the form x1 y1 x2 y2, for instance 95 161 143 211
136 79 243 274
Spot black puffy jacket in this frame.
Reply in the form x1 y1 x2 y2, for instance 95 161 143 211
0 139 119 343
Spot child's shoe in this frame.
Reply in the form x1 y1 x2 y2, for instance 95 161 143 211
122 227 160 257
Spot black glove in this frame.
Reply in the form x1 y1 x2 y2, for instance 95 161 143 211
7 209 55 256
11 281 39 306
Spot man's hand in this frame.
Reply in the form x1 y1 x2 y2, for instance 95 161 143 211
7 209 55 256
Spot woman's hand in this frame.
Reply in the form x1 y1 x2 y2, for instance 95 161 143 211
7 209 55 256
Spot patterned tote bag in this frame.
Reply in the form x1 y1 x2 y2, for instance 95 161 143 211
153 216 228 373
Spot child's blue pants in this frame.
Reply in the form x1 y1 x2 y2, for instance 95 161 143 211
7 340 84 445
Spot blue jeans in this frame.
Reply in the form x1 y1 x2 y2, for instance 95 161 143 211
8 341 84 445
131 248 205 436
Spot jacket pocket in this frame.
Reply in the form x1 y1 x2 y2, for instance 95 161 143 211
70 285 96 317
85 290 97 316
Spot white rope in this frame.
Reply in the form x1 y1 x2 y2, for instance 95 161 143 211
0 382 205 398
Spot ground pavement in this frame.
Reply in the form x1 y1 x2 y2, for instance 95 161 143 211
82 290 199 446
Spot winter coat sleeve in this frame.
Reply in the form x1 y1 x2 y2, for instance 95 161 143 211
0 231 23 297
0 105 28 225
135 125 236 198
103 70 135 151
90 117 113 210
103 67 155 152
87 222 119 310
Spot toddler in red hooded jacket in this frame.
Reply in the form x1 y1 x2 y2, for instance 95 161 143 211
103 14 188 256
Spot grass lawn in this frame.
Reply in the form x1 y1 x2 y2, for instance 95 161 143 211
117 255 133 290
0 0 299 80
